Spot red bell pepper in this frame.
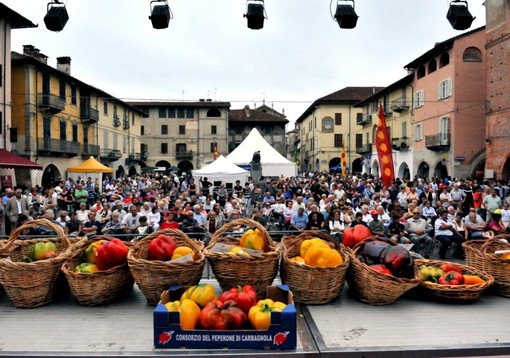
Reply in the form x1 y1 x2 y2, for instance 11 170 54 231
219 285 258 314
438 271 465 285
440 262 462 274
369 264 393 276
199 300 247 330
148 235 177 261
95 238 129 270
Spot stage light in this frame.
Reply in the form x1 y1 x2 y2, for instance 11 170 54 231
244 0 267 30
149 0 173 29
447 0 475 30
44 0 69 32
333 0 358 29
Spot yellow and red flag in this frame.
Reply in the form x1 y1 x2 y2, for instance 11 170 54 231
375 103 395 188
213 143 219 160
341 141 347 178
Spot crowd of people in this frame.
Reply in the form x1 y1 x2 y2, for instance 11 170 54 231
1 172 510 259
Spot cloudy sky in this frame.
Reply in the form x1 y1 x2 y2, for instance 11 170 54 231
5 0 486 126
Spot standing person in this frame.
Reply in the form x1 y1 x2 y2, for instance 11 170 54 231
5 187 29 234
74 182 89 209
434 209 466 260
483 189 502 224
2 188 14 235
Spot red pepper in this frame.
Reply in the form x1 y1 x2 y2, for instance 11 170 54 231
369 264 393 276
438 271 465 285
148 235 177 261
95 238 129 270
199 300 247 330
219 285 258 314
440 262 462 274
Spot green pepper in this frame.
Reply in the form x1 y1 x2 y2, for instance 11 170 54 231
73 262 100 274
29 242 59 261
419 265 444 283
83 240 104 264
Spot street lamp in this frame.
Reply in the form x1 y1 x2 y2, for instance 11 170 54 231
244 0 267 30
44 0 69 32
447 0 475 30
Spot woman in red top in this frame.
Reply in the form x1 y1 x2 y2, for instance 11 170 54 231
488 209 507 235
160 212 179 229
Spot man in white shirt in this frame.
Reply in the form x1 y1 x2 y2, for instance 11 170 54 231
434 209 465 259
406 208 433 259
121 206 142 234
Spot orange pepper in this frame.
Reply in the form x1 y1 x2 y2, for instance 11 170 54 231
463 275 485 285
304 245 343 267
299 238 330 258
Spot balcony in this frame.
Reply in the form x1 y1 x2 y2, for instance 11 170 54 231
355 143 372 154
390 97 411 112
425 133 451 151
175 150 193 160
81 144 100 158
37 138 80 157
38 93 65 113
357 114 372 126
80 107 99 124
125 152 148 165
392 137 410 151
99 149 122 162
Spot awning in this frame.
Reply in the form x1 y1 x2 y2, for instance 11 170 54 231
0 149 43 170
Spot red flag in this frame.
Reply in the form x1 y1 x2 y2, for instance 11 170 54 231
213 143 219 160
375 104 395 188
341 141 347 178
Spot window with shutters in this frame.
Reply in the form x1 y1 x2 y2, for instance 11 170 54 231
158 107 166 118
335 113 342 125
334 134 343 148
161 142 168 154
414 124 423 141
438 79 452 100
414 90 424 108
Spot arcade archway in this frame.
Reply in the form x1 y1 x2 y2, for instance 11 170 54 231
417 161 430 178
397 162 410 181
434 161 448 178
42 164 61 188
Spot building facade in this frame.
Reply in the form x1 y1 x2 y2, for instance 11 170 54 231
11 46 144 186
130 100 231 171
485 0 510 180
294 87 383 174
405 27 486 180
228 105 288 155
354 75 414 180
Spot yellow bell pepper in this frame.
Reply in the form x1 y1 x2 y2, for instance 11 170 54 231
83 240 104 264
304 245 343 267
179 299 201 330
248 299 287 330
299 238 330 258
171 246 194 260
180 283 217 308
165 300 181 312
240 229 266 251
289 256 305 265
73 262 100 274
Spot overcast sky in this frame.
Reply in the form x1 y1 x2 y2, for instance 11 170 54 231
5 0 486 127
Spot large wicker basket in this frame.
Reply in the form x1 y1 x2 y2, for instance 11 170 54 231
463 239 487 271
61 236 134 306
0 219 72 308
414 259 494 302
204 218 280 298
280 230 350 304
347 236 421 305
128 229 205 305
479 236 510 298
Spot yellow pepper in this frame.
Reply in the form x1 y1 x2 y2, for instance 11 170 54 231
164 299 201 330
171 246 194 260
83 240 104 264
304 245 343 267
300 238 330 258
248 299 287 330
240 229 266 251
180 283 217 308
289 256 305 265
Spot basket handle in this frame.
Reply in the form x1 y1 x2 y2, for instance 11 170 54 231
480 235 510 254
208 217 275 248
0 218 70 254
136 228 201 253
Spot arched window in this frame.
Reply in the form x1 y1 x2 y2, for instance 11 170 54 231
428 60 437 74
463 47 482 62
206 108 221 117
439 52 450 68
417 65 426 79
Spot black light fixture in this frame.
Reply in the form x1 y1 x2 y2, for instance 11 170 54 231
447 0 475 30
149 0 173 29
43 0 69 32
244 0 267 30
333 0 358 29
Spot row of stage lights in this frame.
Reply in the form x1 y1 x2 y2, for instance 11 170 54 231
43 0 476 32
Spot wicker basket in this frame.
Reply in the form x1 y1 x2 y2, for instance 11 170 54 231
479 236 510 298
128 229 205 305
0 218 72 308
462 239 487 271
61 236 134 306
280 230 350 304
414 259 494 302
204 218 279 298
347 236 421 305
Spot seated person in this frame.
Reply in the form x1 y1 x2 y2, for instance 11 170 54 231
388 214 410 244
306 211 325 230
101 211 127 236
289 207 308 231
488 209 508 235
181 211 205 233
160 212 180 230
434 209 466 260
405 208 434 259
134 216 154 239
350 212 369 228
368 210 385 237
465 211 492 239
80 211 102 237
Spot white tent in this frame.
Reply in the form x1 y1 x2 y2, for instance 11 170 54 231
192 155 249 188
227 128 297 178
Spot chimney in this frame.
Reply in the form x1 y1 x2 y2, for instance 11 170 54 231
23 45 48 64
244 105 250 118
57 56 71 75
